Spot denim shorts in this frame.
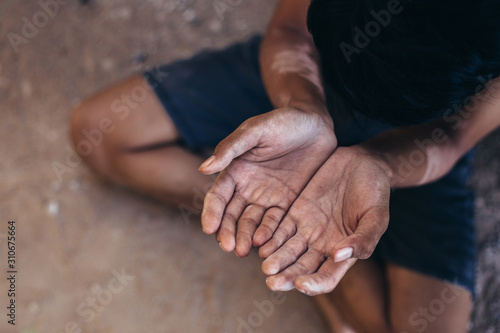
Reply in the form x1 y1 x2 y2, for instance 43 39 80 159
144 36 476 294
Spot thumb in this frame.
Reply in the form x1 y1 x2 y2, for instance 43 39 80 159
331 207 389 262
198 120 262 174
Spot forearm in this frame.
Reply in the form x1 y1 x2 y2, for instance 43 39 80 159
360 79 500 188
259 1 332 127
358 121 461 188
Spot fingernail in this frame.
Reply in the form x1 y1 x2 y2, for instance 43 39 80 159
334 247 353 262
262 261 279 275
266 277 295 291
199 155 216 170
275 281 295 291
301 281 322 295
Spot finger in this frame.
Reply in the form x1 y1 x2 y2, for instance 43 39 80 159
294 257 357 296
265 249 325 291
331 207 389 262
201 172 235 235
258 217 297 259
235 204 266 257
215 193 246 252
198 120 261 174
253 207 286 247
261 233 307 275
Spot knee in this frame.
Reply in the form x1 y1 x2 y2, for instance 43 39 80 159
69 100 118 179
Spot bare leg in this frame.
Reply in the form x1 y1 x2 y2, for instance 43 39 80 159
314 259 389 333
70 75 215 210
71 77 472 333
386 264 472 333
313 294 356 333
314 260 472 333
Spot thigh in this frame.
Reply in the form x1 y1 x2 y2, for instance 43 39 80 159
73 75 180 150
387 263 472 333
329 259 472 333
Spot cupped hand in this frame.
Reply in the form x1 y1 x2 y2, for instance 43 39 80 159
259 146 391 295
199 106 337 257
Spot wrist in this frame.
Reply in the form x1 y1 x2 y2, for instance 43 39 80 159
288 101 334 130
353 144 395 186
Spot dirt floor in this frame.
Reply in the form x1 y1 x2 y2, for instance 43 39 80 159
0 1 498 332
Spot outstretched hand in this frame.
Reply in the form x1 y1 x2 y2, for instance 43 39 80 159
259 146 392 295
199 107 336 257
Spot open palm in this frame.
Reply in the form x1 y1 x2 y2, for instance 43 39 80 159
259 146 391 295
199 107 336 257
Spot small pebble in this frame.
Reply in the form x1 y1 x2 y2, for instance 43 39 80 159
47 201 59 216
183 9 196 22
100 58 115 71
21 80 32 97
28 301 41 315
209 19 222 32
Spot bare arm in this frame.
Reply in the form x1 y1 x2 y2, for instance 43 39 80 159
259 78 500 295
362 78 500 188
199 0 337 256
259 0 332 126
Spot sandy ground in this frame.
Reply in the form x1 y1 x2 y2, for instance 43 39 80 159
0 1 498 332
